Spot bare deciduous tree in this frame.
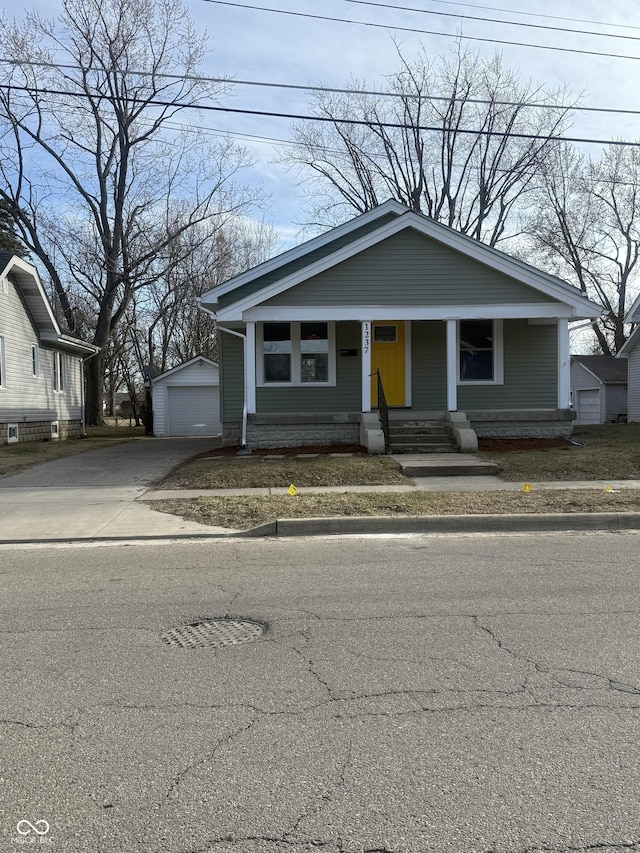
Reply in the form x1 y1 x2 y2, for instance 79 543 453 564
0 0 262 422
283 47 574 247
526 143 640 354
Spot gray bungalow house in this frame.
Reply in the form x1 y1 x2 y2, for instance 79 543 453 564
198 201 601 451
0 253 99 444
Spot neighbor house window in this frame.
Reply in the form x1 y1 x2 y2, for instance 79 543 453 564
0 336 5 388
259 322 335 385
32 344 39 377
458 319 503 384
53 351 65 392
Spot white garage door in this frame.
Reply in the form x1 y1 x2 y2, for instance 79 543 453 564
577 388 601 424
167 386 221 436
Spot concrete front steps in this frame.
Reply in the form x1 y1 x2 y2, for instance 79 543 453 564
388 411 457 454
393 453 499 478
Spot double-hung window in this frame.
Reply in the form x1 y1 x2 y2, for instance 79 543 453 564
458 319 503 384
53 351 65 392
259 322 334 385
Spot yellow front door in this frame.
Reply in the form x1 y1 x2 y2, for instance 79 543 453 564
371 321 405 407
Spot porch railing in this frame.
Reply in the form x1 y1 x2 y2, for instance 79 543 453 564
372 368 390 453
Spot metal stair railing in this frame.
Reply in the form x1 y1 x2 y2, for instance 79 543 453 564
372 369 390 453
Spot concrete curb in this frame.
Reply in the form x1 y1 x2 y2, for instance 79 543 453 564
247 511 640 537
4 511 637 545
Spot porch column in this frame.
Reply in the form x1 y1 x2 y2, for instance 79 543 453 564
557 318 570 408
246 321 256 414
361 321 371 411
446 319 458 411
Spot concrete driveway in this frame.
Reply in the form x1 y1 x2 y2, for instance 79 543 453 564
0 437 228 541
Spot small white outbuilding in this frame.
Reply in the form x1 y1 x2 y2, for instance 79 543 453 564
151 356 221 436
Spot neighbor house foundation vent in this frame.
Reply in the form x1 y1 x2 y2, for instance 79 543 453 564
161 618 265 649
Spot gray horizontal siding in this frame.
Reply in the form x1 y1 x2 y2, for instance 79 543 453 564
263 230 555 308
459 320 557 410
219 332 244 423
411 321 447 409
0 277 83 423
627 349 640 422
256 322 361 414
216 214 400 310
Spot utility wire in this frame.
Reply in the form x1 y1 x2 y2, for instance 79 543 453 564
198 0 640 63
340 0 640 43
3 57 640 118
396 0 640 31
3 83 640 149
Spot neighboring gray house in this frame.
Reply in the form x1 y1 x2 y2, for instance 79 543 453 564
151 356 221 436
618 295 640 422
0 253 99 444
198 201 602 451
570 355 628 424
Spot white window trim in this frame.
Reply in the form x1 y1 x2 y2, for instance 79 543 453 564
457 319 504 386
0 336 5 388
53 351 66 393
32 344 40 378
256 321 337 387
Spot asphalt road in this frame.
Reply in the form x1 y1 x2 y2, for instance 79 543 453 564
1 531 640 853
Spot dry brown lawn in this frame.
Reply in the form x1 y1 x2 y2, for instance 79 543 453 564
147 487 640 530
158 453 410 489
480 423 640 481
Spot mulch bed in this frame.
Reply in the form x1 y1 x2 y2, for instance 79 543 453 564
478 437 572 452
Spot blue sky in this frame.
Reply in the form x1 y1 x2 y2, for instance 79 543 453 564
20 0 640 247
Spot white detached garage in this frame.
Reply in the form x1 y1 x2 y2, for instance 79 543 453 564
151 356 221 436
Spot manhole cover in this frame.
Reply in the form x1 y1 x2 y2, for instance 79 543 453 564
161 618 265 649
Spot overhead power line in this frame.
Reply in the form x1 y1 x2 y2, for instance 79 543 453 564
398 0 640 31
4 57 640 119
3 83 640 149
199 0 640 63
340 0 640 43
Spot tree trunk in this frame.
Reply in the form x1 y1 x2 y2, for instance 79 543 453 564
85 352 105 425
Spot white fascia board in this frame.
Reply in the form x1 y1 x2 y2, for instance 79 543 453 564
238 303 576 322
5 256 62 335
40 331 100 355
200 199 408 303
618 325 640 356
216 212 602 320
624 292 640 324
151 355 219 384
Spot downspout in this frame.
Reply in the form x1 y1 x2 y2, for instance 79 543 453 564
197 300 250 453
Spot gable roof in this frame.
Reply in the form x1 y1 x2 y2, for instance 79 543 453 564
151 355 219 384
201 204 601 322
0 254 99 355
571 355 627 384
